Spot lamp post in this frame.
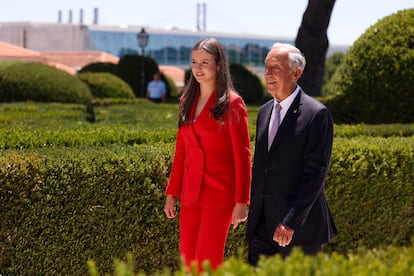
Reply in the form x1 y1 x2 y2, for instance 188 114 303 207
137 27 149 98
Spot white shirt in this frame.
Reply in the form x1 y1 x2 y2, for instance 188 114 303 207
274 85 300 124
147 80 166 99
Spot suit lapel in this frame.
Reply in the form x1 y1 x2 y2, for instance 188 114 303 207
190 92 216 147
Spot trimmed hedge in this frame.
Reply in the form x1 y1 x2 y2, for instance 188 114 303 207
90 244 414 275
322 52 345 97
2 122 414 150
114 55 160 98
230 63 264 104
78 62 117 74
77 72 135 99
325 137 414 253
1 137 413 274
0 144 177 275
0 61 92 104
324 9 414 123
184 63 266 104
0 126 178 149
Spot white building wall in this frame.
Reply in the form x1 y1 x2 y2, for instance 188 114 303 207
0 22 93 51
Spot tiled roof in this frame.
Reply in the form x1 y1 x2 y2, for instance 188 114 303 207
45 61 77 75
0 42 119 74
160 65 185 90
40 51 119 71
0 41 44 61
0 42 185 87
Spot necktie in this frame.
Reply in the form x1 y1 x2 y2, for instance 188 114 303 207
268 102 281 150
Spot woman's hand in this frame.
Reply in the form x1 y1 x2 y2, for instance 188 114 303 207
231 203 248 229
164 195 177 218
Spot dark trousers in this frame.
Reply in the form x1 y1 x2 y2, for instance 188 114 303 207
247 218 322 266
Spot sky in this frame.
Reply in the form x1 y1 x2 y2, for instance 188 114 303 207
1 0 413 46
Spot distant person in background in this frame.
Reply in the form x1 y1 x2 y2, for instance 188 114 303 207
146 72 166 103
164 38 251 272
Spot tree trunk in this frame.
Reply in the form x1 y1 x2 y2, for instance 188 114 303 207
295 0 336 96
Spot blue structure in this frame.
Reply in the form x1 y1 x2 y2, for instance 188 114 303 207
0 22 347 69
88 26 293 67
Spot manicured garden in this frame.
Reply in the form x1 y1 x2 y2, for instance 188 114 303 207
1 101 413 275
1 8 414 275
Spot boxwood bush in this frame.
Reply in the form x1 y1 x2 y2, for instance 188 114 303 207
78 72 135 99
230 63 264 104
89 243 414 275
78 62 117 74
0 61 92 104
0 144 177 275
1 137 413 275
184 63 266 104
114 55 160 98
324 8 414 123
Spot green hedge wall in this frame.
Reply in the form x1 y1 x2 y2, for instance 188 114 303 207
90 244 414 275
77 72 136 99
2 123 414 150
1 137 413 275
1 144 177 275
325 137 414 253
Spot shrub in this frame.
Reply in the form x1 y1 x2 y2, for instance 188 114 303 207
230 63 264 104
183 63 265 104
89 244 414 275
78 72 135 99
0 144 177 275
0 151 43 270
324 8 414 123
324 137 414 254
322 52 345 97
0 61 92 104
1 137 413 274
78 62 117 74
161 74 179 101
114 55 162 98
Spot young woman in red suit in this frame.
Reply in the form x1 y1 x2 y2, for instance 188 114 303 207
164 38 251 271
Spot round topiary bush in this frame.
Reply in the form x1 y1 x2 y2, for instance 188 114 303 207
77 72 135 99
78 62 116 74
324 8 414 123
114 55 160 98
230 63 264 104
0 61 92 104
184 63 265 104
322 52 345 97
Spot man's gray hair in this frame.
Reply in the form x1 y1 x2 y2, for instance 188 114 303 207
271 43 306 71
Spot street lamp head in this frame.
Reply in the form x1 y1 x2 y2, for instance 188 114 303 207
137 27 149 49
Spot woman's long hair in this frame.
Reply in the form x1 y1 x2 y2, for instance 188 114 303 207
178 38 235 127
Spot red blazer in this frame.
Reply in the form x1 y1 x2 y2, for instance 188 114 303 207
165 91 251 208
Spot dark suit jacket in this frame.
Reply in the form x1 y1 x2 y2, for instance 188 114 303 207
246 89 337 246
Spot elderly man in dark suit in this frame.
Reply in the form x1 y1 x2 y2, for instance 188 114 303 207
246 43 337 265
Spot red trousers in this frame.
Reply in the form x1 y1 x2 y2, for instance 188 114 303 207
179 205 233 271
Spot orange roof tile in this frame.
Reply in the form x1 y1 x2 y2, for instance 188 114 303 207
40 51 119 71
0 42 185 84
159 65 185 89
45 61 77 75
0 41 44 61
